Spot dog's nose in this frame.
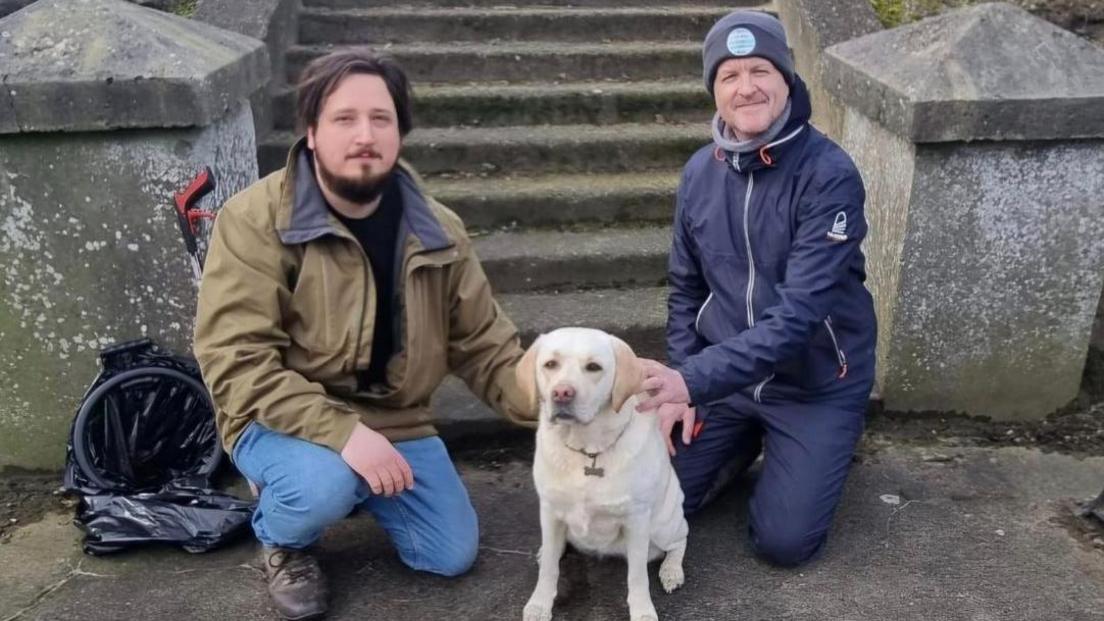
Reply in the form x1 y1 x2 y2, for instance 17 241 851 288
551 384 575 404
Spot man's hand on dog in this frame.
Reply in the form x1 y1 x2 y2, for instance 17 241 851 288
636 359 695 456
636 359 691 411
340 422 415 496
654 403 696 456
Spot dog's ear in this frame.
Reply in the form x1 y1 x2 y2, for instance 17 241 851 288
515 335 543 415
610 335 643 413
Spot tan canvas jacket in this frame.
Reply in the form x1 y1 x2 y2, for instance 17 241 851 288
194 139 535 454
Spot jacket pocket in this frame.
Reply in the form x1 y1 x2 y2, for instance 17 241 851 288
771 315 848 391
694 291 748 345
694 248 752 345
694 292 714 336
823 316 848 379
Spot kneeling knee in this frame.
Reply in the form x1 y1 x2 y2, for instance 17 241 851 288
266 470 359 532
752 528 824 568
423 535 478 577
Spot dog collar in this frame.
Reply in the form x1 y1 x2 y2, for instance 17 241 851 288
562 423 632 478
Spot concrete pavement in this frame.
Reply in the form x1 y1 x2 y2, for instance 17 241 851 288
4 433 1104 621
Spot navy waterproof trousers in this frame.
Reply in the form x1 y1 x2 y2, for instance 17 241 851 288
671 390 865 567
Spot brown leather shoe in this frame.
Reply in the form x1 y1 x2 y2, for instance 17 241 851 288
260 547 329 620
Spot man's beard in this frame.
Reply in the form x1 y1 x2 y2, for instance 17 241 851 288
315 155 394 205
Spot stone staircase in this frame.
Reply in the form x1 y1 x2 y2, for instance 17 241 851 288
259 0 771 429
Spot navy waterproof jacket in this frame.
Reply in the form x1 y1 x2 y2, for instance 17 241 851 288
668 77 877 407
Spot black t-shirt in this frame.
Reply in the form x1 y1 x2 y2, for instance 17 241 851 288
331 178 403 389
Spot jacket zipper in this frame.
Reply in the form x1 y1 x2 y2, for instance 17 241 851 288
743 172 756 329
382 247 459 393
327 226 372 376
352 247 372 376
729 126 807 402
742 171 772 402
823 316 848 378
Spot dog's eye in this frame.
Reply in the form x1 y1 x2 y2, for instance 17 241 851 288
585 362 603 373
543 360 559 370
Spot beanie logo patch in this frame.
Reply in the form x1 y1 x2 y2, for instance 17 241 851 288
726 28 757 56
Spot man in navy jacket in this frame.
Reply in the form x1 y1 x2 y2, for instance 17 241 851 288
636 10 877 567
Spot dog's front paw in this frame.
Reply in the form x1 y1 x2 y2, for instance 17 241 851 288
629 606 659 621
658 557 684 593
523 601 553 621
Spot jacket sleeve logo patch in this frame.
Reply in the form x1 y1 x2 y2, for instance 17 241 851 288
827 211 848 242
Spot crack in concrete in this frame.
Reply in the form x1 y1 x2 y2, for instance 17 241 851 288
0 559 110 621
0 560 258 621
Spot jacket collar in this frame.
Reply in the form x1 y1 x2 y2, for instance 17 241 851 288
276 137 453 253
722 74 813 174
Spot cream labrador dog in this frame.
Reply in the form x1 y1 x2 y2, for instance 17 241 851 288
515 327 688 621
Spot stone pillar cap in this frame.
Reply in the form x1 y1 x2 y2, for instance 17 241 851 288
823 2 1104 143
0 0 269 134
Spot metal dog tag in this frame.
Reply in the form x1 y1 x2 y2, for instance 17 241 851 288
583 453 604 477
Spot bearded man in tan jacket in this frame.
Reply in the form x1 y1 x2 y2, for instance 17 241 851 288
194 50 534 620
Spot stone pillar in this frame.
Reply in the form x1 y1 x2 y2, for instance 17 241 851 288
193 0 299 142
823 3 1104 420
774 0 882 142
0 0 269 469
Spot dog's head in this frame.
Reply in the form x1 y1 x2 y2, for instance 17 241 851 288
514 327 643 425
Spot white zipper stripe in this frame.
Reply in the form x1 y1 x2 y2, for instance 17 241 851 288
732 126 806 404
743 172 756 330
694 292 714 333
742 171 773 402
824 316 847 369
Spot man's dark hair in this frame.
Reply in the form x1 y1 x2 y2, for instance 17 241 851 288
295 49 414 137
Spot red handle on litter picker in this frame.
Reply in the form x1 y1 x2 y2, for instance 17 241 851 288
172 167 217 256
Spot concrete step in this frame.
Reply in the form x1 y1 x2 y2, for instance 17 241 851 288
306 0 751 8
271 80 712 131
259 122 707 177
299 7 730 45
286 41 700 84
498 285 668 354
473 225 670 293
427 171 679 230
433 284 668 432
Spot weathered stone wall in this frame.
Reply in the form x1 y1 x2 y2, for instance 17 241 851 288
193 0 299 142
823 3 1104 418
837 108 915 395
883 139 1104 417
0 0 268 470
775 0 882 141
0 103 258 470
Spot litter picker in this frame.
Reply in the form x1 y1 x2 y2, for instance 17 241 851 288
172 167 217 281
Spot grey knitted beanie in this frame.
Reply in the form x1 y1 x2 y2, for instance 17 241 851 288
702 10 795 94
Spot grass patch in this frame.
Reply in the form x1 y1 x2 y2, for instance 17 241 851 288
171 0 197 17
869 0 985 28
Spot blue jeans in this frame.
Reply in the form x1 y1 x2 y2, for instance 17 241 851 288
671 391 866 567
232 422 479 577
